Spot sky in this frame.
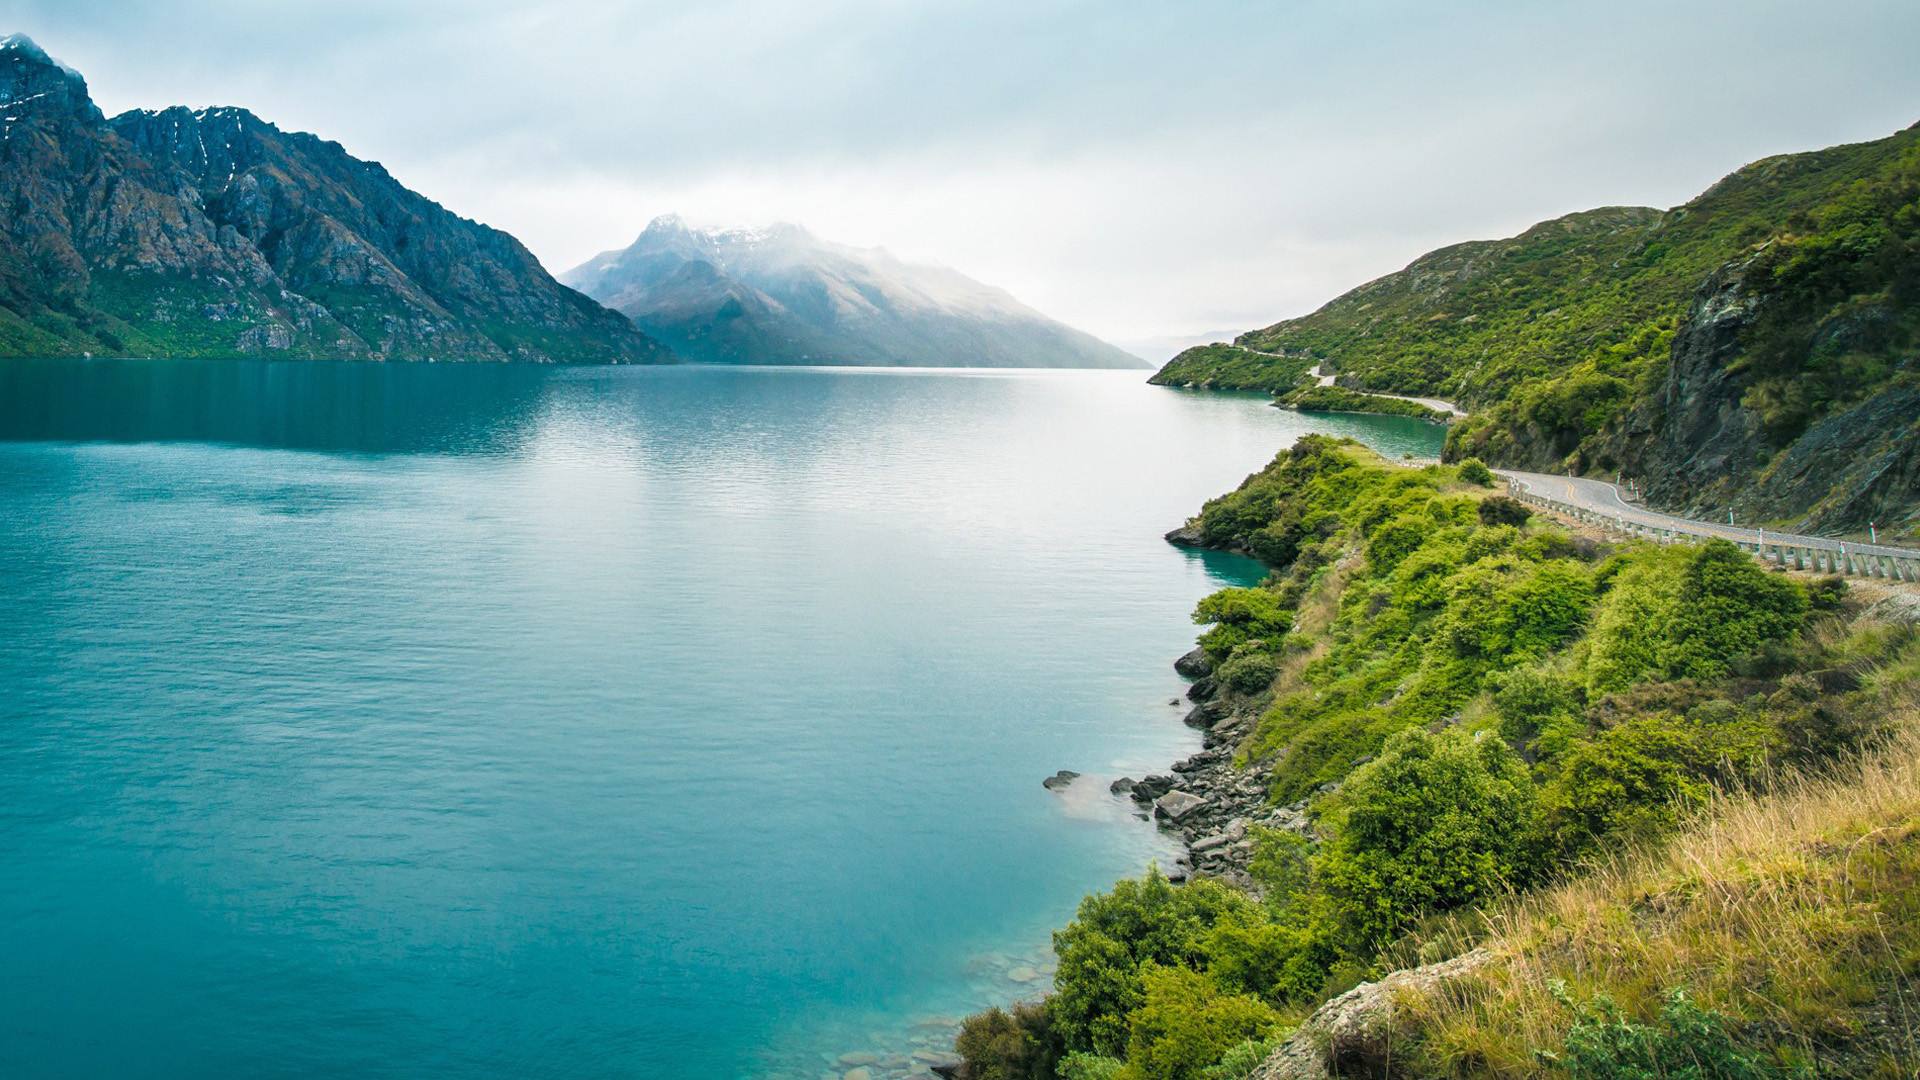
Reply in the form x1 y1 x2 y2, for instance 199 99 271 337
4 1 1919 356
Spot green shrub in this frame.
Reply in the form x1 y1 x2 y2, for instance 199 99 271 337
1587 542 1808 693
1541 710 1775 856
1457 457 1495 485
955 1000 1063 1080
1317 729 1540 952
1058 1052 1126 1080
1546 986 1803 1079
1120 966 1282 1080
1050 872 1264 1057
1193 588 1294 662
1216 649 1280 694
1491 664 1585 756
1477 494 1531 526
1197 1037 1286 1080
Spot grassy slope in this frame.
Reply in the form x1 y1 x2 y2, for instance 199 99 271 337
1150 125 1920 509
1404 695 1920 1075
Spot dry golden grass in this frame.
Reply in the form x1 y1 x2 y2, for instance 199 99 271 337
1396 688 1920 1076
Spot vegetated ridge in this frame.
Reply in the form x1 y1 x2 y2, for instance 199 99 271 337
951 436 1920 1080
1152 125 1920 541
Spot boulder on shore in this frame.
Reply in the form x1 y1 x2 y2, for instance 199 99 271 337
1174 646 1214 679
1130 774 1175 803
1165 522 1206 547
1153 790 1208 822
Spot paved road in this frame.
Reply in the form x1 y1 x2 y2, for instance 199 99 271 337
1303 362 1466 416
1502 469 1920 560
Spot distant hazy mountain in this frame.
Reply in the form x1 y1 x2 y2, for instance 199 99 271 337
0 34 669 363
1114 329 1249 365
563 216 1145 368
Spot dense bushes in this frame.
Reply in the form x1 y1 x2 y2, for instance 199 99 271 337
1049 873 1273 1058
956 441 1903 1080
1586 541 1808 692
1475 494 1528 525
1119 967 1280 1080
958 1002 1063 1080
1191 589 1292 662
1280 385 1452 422
1549 989 1798 1079
1317 730 1539 953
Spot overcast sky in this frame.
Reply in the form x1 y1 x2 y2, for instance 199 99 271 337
6 1 1918 353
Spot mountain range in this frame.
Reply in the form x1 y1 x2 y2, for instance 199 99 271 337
0 33 670 363
563 216 1144 368
1153 123 1920 537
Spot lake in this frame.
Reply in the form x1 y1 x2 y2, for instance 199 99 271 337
0 360 1444 1079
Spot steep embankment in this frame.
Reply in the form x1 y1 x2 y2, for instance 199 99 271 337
1151 125 1920 540
0 34 669 363
951 437 1920 1080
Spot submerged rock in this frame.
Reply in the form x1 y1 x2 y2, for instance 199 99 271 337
1041 769 1081 792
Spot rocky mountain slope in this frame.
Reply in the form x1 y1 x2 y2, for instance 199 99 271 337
0 34 669 363
563 215 1144 368
1152 124 1920 540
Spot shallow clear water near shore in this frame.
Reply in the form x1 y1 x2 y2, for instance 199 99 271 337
0 360 1443 1079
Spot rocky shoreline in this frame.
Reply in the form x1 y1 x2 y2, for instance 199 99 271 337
838 526 1296 1080
1048 523 1313 890
1105 644 1308 890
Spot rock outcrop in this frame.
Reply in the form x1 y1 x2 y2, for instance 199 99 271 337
1250 948 1493 1080
1600 253 1920 536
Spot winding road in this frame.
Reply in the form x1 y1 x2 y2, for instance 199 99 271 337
1502 469 1920 561
1303 363 1465 417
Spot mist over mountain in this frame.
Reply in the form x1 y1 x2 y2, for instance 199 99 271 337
0 34 668 363
564 216 1145 368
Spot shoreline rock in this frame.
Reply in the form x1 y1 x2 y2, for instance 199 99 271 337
1118 591 1316 889
1041 769 1080 792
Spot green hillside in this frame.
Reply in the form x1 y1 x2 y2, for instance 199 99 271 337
953 438 1920 1080
1152 125 1920 539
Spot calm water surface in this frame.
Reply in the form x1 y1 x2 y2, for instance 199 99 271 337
0 360 1443 1079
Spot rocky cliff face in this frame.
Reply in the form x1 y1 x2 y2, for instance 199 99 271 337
0 34 670 363
564 215 1145 368
1593 254 1920 535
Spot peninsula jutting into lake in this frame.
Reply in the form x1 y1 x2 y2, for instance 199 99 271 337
3 7 1919 1080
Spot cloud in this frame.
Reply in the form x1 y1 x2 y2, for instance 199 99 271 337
4 0 1918 347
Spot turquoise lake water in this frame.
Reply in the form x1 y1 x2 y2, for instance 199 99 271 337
0 360 1444 1079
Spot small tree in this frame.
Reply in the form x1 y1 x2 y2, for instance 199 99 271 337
1457 457 1495 486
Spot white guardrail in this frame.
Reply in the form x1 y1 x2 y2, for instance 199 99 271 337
1504 477 1920 583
